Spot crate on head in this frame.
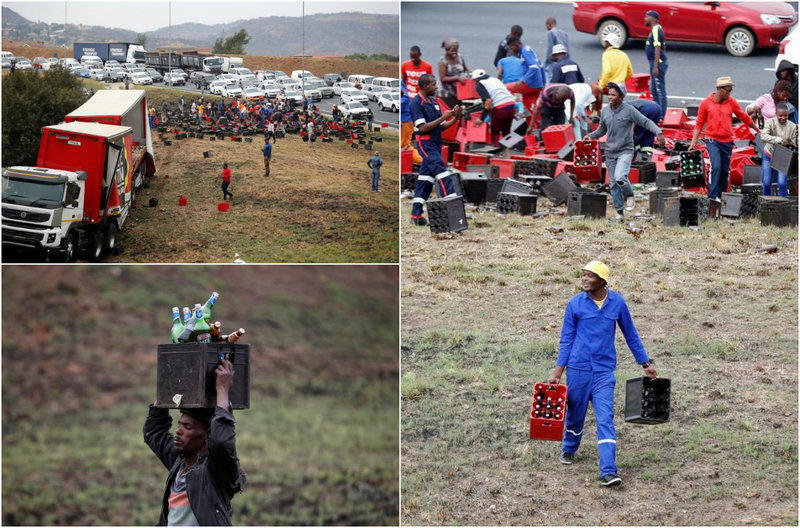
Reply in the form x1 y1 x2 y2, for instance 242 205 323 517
541 172 578 205
428 195 468 233
156 343 250 409
567 191 607 218
460 172 488 205
649 188 681 215
625 376 670 424
497 192 537 215
529 382 567 441
679 150 706 188
758 196 793 227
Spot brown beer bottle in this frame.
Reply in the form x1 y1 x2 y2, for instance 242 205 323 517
210 321 222 342
224 328 246 343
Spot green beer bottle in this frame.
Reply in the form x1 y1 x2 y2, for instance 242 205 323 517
170 307 183 343
191 303 212 342
202 292 219 323
177 307 196 342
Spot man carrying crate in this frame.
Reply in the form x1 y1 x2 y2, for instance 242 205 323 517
143 358 246 525
548 261 658 487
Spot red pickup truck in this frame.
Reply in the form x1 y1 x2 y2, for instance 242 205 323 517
572 1 797 56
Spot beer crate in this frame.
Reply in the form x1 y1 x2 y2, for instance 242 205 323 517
401 172 418 192
771 144 798 176
428 195 468 233
500 178 534 195
541 172 578 205
625 376 670 424
758 196 793 227
742 164 762 186
530 157 560 178
679 151 705 188
630 161 656 184
497 192 537 215
453 152 489 171
541 124 575 153
486 178 505 203
156 343 250 409
721 192 757 218
572 140 602 183
649 188 681 216
490 158 516 179
662 195 709 226
516 175 553 192
557 140 575 161
466 164 500 179
566 191 606 218
499 131 526 150
529 382 567 441
512 159 539 178
460 172 488 205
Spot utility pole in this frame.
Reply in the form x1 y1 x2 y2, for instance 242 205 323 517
168 1 172 74
301 2 305 98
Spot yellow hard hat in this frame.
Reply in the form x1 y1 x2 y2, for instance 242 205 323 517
582 260 610 282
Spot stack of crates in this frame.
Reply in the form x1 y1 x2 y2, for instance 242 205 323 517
497 192 538 215
428 195 468 233
663 195 709 226
572 140 602 183
529 382 567 441
625 377 671 424
679 151 705 189
630 161 656 184
758 196 793 227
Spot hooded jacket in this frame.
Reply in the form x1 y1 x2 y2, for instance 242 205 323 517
144 405 246 526
775 59 798 108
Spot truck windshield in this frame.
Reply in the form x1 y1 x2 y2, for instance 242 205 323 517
205 58 223 66
133 51 145 60
2 176 65 207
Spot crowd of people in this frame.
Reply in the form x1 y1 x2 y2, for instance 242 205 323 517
401 11 798 224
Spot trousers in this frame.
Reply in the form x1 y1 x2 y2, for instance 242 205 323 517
411 140 455 219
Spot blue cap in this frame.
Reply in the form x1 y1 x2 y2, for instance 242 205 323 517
646 10 659 19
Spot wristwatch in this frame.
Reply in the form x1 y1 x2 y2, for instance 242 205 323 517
640 360 654 369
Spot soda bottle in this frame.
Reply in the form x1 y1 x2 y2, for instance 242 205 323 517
170 307 183 343
178 307 197 342
191 304 212 342
210 321 222 342
201 292 219 323
224 328 245 343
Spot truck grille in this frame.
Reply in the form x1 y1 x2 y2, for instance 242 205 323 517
2 208 50 223
2 228 44 246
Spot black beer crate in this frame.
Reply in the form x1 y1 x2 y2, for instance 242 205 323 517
516 174 553 192
566 191 606 218
742 164 762 186
460 172 488 205
401 172 418 192
656 171 680 189
649 188 681 215
663 195 709 226
771 144 798 176
679 150 705 186
428 195 468 233
758 196 793 227
486 178 505 203
531 157 559 177
156 343 250 409
721 192 758 218
625 376 670 424
631 161 656 184
513 160 538 178
466 163 500 178
497 192 538 215
500 178 533 195
541 172 578 205
557 140 575 161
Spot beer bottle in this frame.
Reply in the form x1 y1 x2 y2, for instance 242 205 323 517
223 328 246 343
178 307 197 342
201 292 219 323
191 304 212 342
210 321 222 342
182 306 192 325
171 307 183 343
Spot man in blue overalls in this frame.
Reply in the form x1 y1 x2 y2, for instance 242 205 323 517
408 74 462 225
367 151 383 192
548 260 658 487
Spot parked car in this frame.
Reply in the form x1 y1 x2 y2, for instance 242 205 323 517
333 81 356 95
303 87 323 101
259 82 282 98
87 67 105 81
1 51 14 62
32 57 48 69
283 90 303 106
368 85 393 102
73 67 91 78
273 70 289 80
105 59 120 68
305 78 333 97
145 68 164 83
189 71 214 87
209 79 228 95
257 71 276 82
214 73 238 83
130 71 153 85
14 58 33 70
170 68 188 80
42 57 59 70
341 87 369 104
348 74 375 89
230 67 256 84
341 101 370 118
164 72 186 86
371 76 400 91
572 1 797 57
323 73 343 86
775 23 799 69
377 92 400 112
220 83 243 97
60 58 80 70
240 77 260 89
242 86 265 101
1 58 11 69
105 67 124 82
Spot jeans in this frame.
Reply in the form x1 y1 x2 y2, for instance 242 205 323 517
762 152 788 197
372 171 380 191
706 139 733 200
605 151 634 212
648 61 668 121
221 181 232 199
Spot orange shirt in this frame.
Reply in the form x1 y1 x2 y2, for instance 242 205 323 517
401 59 433 97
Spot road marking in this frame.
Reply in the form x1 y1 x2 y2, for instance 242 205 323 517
764 67 777 72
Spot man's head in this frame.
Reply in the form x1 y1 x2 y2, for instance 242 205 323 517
551 44 567 61
581 260 610 293
506 36 522 54
778 66 796 82
510 25 523 38
715 76 734 102
375 151 380 157
174 408 213 454
553 85 572 104
418 73 437 96
606 82 626 107
410 45 422 63
545 17 557 30
644 10 659 27
776 102 790 125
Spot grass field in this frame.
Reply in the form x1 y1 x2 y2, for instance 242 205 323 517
400 196 798 525
2 266 399 525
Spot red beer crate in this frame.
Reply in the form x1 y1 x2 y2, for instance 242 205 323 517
456 78 480 100
464 116 492 143
625 73 651 97
572 140 602 183
490 158 516 179
663 108 689 129
529 382 567 441
441 145 450 164
541 124 575 153
401 149 413 173
453 152 489 171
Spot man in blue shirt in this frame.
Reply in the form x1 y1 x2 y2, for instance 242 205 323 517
550 44 584 85
367 151 382 192
262 136 272 177
408 74 462 225
548 260 658 487
505 37 545 111
497 55 524 84
644 10 668 121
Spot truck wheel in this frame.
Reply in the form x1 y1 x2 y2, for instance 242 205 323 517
725 26 755 57
104 223 118 253
597 19 628 48
62 233 78 262
87 230 105 262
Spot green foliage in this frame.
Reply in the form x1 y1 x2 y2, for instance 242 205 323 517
2 68 86 167
344 53 398 62
212 29 251 55
135 33 147 47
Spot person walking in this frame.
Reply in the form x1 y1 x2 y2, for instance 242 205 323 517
267 120 276 143
549 261 658 488
688 76 757 202
366 109 374 131
505 36 546 111
759 102 797 197
220 163 233 200
643 10 668 121
544 17 569 84
143 358 246 525
493 25 524 68
409 74 462 225
472 69 517 144
179 96 185 114
528 83 575 133
148 106 156 128
629 98 663 160
262 136 273 177
586 82 664 220
401 45 434 98
367 151 383 192
306 120 314 146
550 44 583 85
591 34 633 115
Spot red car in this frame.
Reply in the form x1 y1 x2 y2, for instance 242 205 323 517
573 2 797 56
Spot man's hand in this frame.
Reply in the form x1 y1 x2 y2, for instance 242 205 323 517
453 105 463 118
688 141 697 151
547 374 561 385
215 358 234 393
548 365 565 385
656 134 666 148
643 364 658 379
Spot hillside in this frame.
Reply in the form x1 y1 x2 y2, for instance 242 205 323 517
2 265 399 525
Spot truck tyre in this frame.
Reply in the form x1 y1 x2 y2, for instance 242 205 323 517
104 223 118 253
87 230 105 262
61 233 78 262
597 19 628 48
725 26 756 57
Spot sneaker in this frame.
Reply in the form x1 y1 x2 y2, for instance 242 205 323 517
599 474 622 487
412 217 428 226
613 212 624 222
625 197 635 211
559 452 574 465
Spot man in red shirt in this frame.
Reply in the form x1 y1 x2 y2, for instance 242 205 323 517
401 46 433 98
221 162 233 200
689 76 757 201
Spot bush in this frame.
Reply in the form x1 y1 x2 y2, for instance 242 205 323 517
2 67 87 167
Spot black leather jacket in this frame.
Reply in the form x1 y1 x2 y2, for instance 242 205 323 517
143 405 246 526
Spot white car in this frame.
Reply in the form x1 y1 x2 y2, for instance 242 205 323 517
242 86 265 101
259 82 282 98
283 90 303 106
14 59 33 70
230 67 256 84
209 79 228 95
42 57 59 70
368 85 392 102
775 24 799 70
305 78 333 98
378 92 400 112
333 81 355 95
164 72 186 86
87 67 105 81
221 83 243 97
303 88 323 101
172 68 188 80
214 73 237 83
341 88 369 104
341 101 370 118
130 71 153 85
104 66 124 82
257 71 276 82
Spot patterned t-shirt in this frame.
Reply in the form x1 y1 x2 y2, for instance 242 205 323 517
168 467 199 526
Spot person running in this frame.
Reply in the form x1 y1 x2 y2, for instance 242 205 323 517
528 83 575 133
591 34 633 115
550 44 584 85
759 102 797 197
505 36 546 111
644 10 668 121
438 38 469 105
586 82 664 220
221 163 233 200
544 17 569 84
306 120 314 146
493 25 524 68
629 98 663 160
401 45 434 98
688 76 757 202
549 260 658 488
262 136 272 177
367 151 383 192
472 69 517 144
409 73 462 225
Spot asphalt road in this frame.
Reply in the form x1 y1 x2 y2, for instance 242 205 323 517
141 80 399 127
402 2 796 106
